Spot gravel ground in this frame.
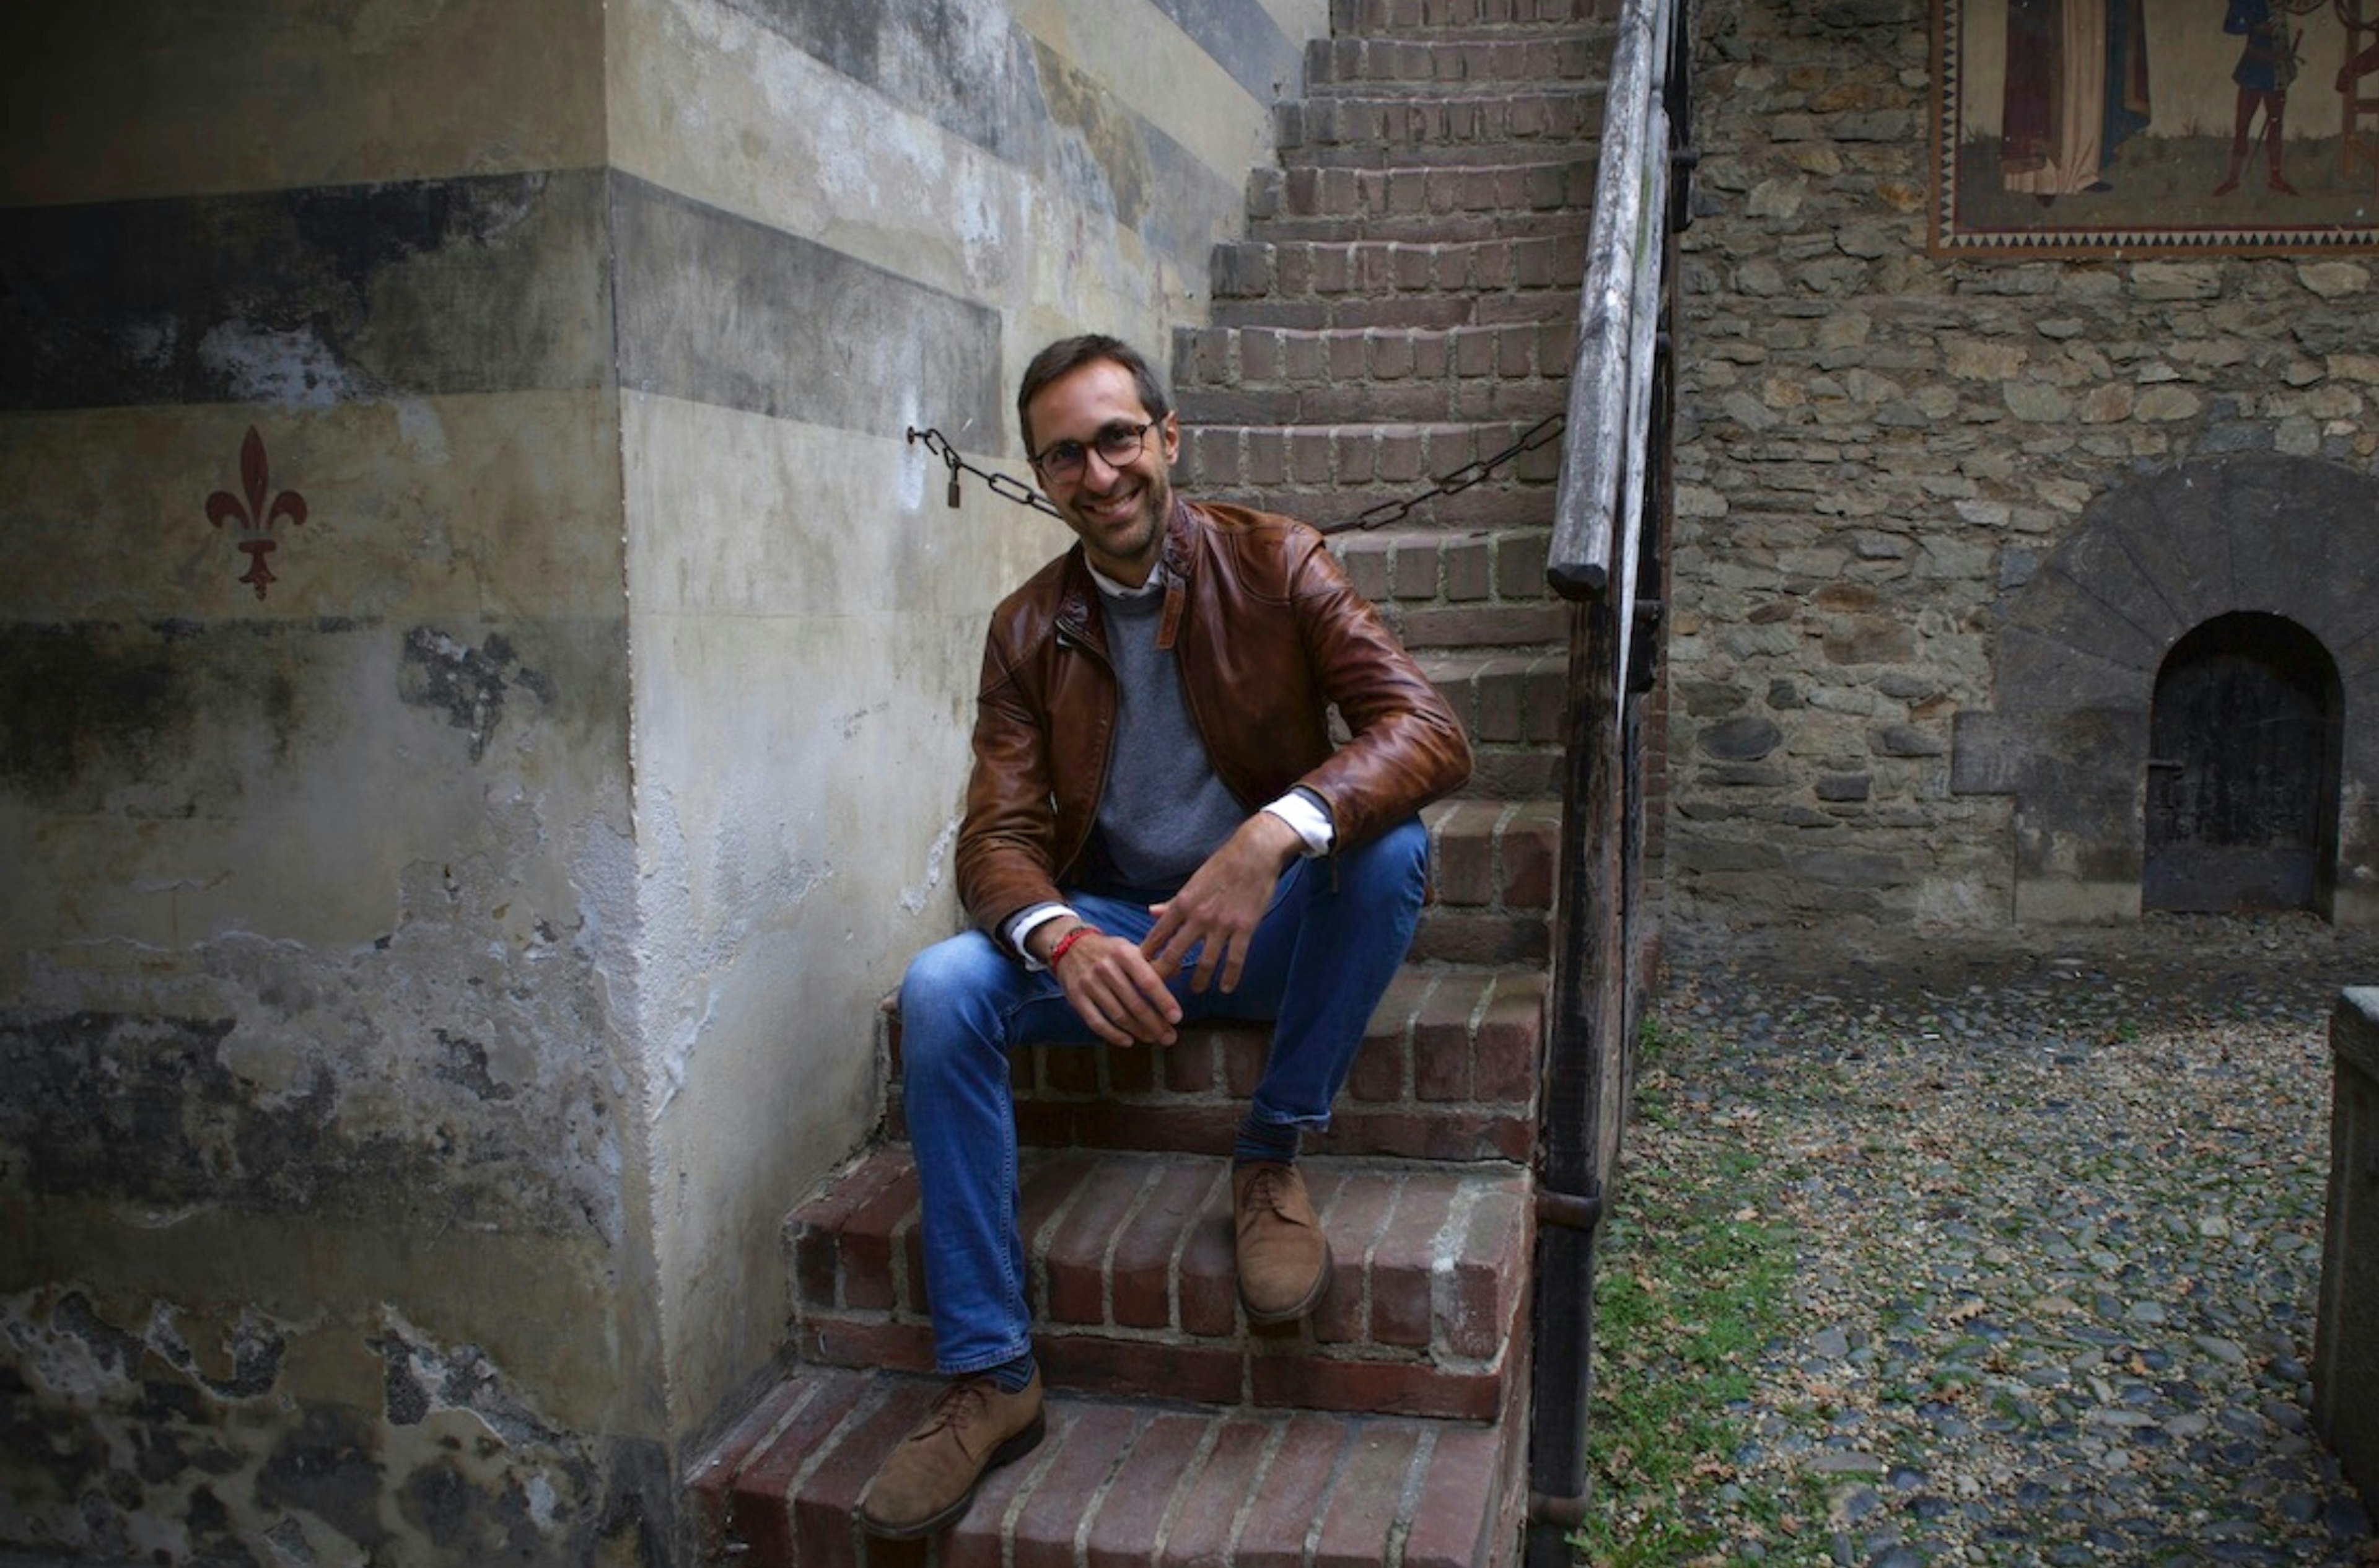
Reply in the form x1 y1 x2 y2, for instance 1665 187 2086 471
1640 912 2379 1567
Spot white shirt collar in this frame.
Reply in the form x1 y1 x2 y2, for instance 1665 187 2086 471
1087 561 1163 599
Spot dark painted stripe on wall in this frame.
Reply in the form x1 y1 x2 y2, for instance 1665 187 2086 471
0 170 1009 444
1144 0 1302 102
0 171 614 413
717 0 1293 176
610 177 1005 448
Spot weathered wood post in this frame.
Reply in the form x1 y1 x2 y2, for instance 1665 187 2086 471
2315 986 2379 1507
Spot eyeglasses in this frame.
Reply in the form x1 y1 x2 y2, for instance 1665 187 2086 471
1028 421 1157 484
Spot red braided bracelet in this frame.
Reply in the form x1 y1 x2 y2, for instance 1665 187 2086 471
1046 924 1096 971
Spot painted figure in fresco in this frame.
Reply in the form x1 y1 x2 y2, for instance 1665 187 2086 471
2000 0 2154 201
2338 3 2379 97
852 336 1471 1541
2215 0 2302 194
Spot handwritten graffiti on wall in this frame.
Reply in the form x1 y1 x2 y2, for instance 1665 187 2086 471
205 427 307 600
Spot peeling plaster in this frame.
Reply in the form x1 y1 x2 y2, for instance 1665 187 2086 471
900 817 958 914
2 1285 656 1566
195 320 357 409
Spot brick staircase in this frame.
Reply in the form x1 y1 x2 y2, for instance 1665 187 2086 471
690 2 1611 1562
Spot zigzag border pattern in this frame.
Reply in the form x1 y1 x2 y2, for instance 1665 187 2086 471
1931 1 2379 256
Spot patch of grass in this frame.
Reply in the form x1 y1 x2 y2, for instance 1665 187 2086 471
1569 1020 1815 1566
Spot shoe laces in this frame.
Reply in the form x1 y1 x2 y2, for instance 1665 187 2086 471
911 1377 991 1443
1241 1162 1296 1214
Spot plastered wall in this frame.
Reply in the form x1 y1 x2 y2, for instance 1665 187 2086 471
0 0 1320 1561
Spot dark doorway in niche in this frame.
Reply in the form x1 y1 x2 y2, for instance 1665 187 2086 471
2144 613 2344 917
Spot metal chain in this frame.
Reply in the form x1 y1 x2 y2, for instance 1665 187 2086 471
1326 411 1566 535
906 409 1566 532
907 426 1062 519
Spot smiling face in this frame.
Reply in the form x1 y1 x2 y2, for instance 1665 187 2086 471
1023 357 1181 589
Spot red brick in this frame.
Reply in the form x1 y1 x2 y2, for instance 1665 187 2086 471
1401 1422 1504 1567
1177 1199 1239 1338
1043 1041 1100 1095
1237 1416 1348 1568
795 1317 935 1377
1473 974 1544 1105
1018 1152 1096 1261
792 1379 938 1568
1218 1022 1269 1098
1313 1424 1424 1567
1501 800 1561 908
1444 538 1492 602
1373 1180 1454 1347
1009 1404 1145 1568
1038 1334 1243 1407
1110 1160 1223 1328
1429 801 1495 906
1066 1100 1238 1155
1044 1159 1154 1325
1161 1418 1272 1561
1251 1351 1500 1422
793 1152 906 1309
1413 975 1474 1102
1160 1028 1219 1094
1311 1172 1400 1346
1084 1412 1211 1567
840 1162 921 1312
1346 983 1416 1105
1240 327 1281 382
1446 1185 1530 1360
717 1371 870 1565
1106 1036 1158 1095
690 1377 807 1540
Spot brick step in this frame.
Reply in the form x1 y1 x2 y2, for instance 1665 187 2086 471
786 1148 1532 1421
1417 647 1569 747
1279 91 1597 164
1280 105 1599 170
1176 377 1564 433
1207 288 1577 334
1424 794 1559 910
1330 0 1614 32
1251 160 1595 226
1200 234 1587 309
1173 420 1562 512
1178 320 1575 395
1303 35 1605 90
885 965 1545 1163
1244 204 1588 246
1322 524 1552 617
690 1362 1528 1567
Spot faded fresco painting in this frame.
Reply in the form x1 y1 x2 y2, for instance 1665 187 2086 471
1937 0 2379 253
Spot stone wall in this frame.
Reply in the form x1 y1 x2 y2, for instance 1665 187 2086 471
1668 0 2379 931
0 1 1317 1562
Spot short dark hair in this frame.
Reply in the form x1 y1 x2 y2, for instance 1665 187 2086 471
1017 335 1172 455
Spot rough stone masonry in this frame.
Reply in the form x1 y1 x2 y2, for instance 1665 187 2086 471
1668 0 2379 932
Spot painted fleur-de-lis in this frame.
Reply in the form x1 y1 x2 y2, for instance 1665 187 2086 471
205 426 308 600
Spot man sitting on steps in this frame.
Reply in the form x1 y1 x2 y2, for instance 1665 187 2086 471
856 335 1473 1539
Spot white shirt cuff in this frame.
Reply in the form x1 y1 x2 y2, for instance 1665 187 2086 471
1263 790 1335 857
1003 903 1079 968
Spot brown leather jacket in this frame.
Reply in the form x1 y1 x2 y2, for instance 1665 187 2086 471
956 498 1473 944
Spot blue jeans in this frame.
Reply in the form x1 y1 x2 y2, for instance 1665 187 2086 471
896 816 1429 1375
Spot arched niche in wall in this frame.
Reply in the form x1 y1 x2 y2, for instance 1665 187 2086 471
1950 455 2379 927
2143 612 2344 917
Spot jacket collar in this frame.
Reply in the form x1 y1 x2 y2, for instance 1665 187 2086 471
1054 498 1198 650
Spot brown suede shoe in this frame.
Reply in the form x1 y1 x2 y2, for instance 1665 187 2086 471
1232 1160 1334 1323
855 1370 1046 1539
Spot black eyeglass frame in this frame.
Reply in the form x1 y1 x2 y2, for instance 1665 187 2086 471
1027 419 1160 484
